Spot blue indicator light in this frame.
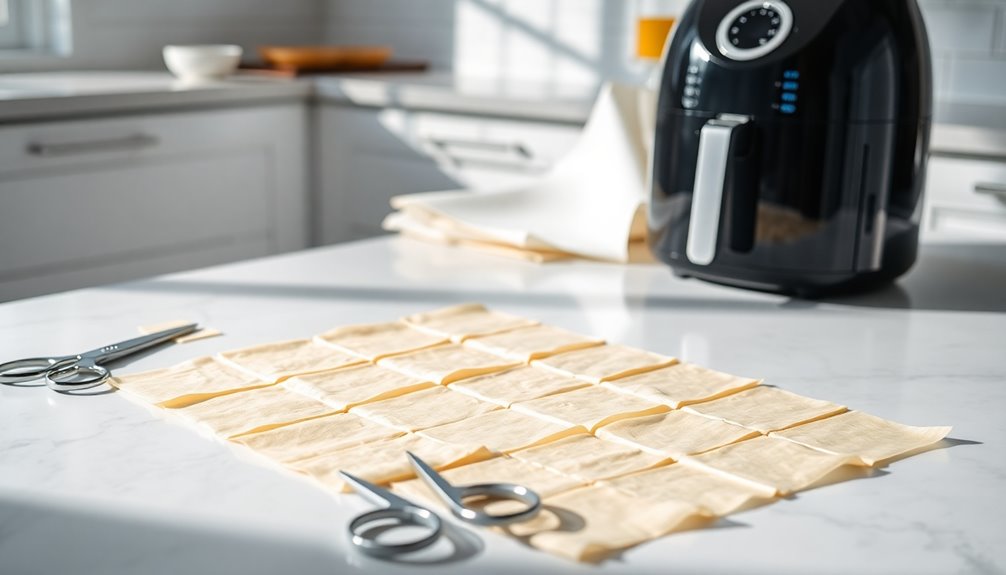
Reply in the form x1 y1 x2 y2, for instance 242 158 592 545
783 70 800 79
780 103 797 114
782 81 799 91
781 92 798 102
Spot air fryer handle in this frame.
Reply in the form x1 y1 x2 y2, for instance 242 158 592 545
686 114 752 266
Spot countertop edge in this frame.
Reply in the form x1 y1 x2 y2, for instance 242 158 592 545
2 72 1006 159
311 75 595 124
0 79 313 125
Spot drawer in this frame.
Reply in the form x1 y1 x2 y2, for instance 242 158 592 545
317 106 583 245
0 106 297 175
0 151 273 281
327 106 581 177
923 156 1006 240
0 104 309 300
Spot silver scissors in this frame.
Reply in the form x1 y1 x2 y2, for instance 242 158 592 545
0 323 198 392
340 451 541 558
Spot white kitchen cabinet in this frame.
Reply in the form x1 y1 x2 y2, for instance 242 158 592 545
0 104 309 302
921 154 1006 242
315 104 582 244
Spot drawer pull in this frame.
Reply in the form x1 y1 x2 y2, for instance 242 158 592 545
975 182 1006 196
448 156 549 174
26 134 160 157
427 137 533 159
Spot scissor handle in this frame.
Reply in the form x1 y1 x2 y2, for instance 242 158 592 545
347 506 443 558
452 483 542 526
45 358 111 392
405 451 541 527
0 356 76 385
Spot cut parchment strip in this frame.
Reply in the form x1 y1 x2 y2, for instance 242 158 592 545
291 433 493 492
604 463 771 517
217 339 366 383
350 386 500 432
684 385 847 433
314 321 447 361
391 456 584 516
511 433 669 482
512 385 669 433
770 410 953 466
532 344 677 384
463 324 604 362
448 366 590 407
172 386 337 439
402 303 538 343
282 364 435 411
596 410 759 459
602 362 760 408
138 320 222 344
509 485 702 563
377 343 521 385
110 356 268 408
419 409 584 454
233 412 404 464
683 435 857 497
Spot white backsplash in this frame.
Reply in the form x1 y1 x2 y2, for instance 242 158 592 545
0 0 326 72
325 0 691 86
325 0 1006 105
2 0 1004 106
921 0 1006 105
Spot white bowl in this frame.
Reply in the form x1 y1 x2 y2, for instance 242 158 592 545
163 44 243 81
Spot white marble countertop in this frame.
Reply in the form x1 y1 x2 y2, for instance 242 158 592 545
0 236 1003 575
312 72 597 124
931 101 1006 160
0 71 312 123
2 70 1004 158
316 73 1006 157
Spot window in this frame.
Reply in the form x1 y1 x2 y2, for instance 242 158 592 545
0 0 72 55
0 0 25 49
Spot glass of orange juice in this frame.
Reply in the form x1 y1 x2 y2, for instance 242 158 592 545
636 17 677 60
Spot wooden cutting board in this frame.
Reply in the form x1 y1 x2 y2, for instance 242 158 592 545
239 60 429 77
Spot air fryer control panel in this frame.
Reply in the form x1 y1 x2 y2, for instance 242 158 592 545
716 0 794 61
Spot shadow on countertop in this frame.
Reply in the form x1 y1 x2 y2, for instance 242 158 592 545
101 242 1005 315
811 243 1006 313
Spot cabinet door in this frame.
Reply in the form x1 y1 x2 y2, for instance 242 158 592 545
316 105 581 244
922 155 1006 242
0 104 308 301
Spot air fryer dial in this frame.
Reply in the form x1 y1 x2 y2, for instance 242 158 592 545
716 0 793 61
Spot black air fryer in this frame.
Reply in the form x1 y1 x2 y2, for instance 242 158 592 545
649 0 932 296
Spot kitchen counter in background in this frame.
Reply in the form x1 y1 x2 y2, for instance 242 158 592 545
0 236 1003 575
316 72 1006 158
0 72 312 123
2 70 1005 156
932 101 1006 160
312 72 597 124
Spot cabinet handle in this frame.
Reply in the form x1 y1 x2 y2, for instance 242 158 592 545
975 182 1006 197
427 137 533 159
448 156 549 174
26 134 160 157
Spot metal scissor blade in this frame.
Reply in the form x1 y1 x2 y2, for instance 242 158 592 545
80 324 199 364
406 451 460 505
339 471 424 511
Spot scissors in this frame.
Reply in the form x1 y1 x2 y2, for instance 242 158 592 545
0 323 198 392
340 451 541 558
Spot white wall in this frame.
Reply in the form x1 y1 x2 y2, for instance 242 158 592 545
326 0 1006 105
325 0 690 86
0 0 326 72
921 0 1006 105
5 0 1003 105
